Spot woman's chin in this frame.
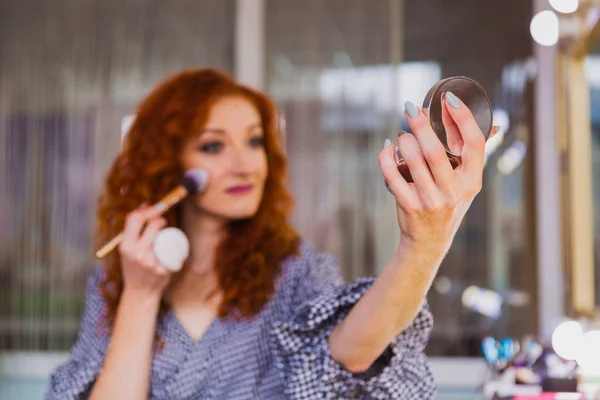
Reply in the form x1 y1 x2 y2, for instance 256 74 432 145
228 209 260 221
210 205 261 222
187 197 262 221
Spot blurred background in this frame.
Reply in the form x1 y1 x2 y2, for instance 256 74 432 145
1 0 600 399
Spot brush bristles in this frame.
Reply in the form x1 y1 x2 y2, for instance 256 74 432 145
182 169 209 194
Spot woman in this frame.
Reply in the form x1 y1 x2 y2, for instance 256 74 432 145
47 68 490 399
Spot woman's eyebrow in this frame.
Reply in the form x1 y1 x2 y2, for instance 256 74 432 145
198 128 225 135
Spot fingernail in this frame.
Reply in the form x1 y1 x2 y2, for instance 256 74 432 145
491 125 503 136
398 130 409 138
154 203 167 212
405 101 419 118
446 92 461 109
384 138 392 148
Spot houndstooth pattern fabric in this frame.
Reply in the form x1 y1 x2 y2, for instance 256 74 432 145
45 241 436 399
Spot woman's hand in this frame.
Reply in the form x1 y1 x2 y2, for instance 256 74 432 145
332 99 497 373
379 92 495 258
92 205 170 400
118 205 171 299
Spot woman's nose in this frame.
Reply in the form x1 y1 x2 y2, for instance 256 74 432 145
229 145 255 175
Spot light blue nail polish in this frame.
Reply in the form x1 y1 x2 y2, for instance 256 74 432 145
154 203 166 212
446 92 461 109
405 101 419 118
384 138 391 148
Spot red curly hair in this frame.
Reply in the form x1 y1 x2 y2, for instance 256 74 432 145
95 69 300 331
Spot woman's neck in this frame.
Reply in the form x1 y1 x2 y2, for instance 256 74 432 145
165 201 228 305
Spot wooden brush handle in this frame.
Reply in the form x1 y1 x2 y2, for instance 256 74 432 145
94 186 189 259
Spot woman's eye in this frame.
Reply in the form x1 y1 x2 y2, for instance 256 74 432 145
249 136 265 148
199 142 223 153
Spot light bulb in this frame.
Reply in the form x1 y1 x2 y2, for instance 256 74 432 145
549 0 579 14
496 141 526 175
530 10 560 47
433 276 452 294
552 320 583 360
576 330 600 375
461 285 502 319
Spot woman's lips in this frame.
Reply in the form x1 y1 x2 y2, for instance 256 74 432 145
226 185 254 195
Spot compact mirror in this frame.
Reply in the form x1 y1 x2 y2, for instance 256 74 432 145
390 76 493 184
423 75 493 153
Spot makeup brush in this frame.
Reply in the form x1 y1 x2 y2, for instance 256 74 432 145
95 169 209 259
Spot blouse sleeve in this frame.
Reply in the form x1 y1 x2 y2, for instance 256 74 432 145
271 248 436 399
45 266 109 400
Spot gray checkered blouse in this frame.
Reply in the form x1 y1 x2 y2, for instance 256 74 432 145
46 241 436 399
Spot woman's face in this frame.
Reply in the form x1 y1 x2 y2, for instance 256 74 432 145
180 96 268 221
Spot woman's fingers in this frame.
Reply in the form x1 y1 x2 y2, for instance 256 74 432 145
379 139 407 190
395 132 441 203
120 205 163 259
441 94 463 156
141 250 169 275
443 92 486 190
141 250 158 269
123 206 161 240
404 101 456 194
378 139 418 208
122 208 145 244
138 217 167 250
